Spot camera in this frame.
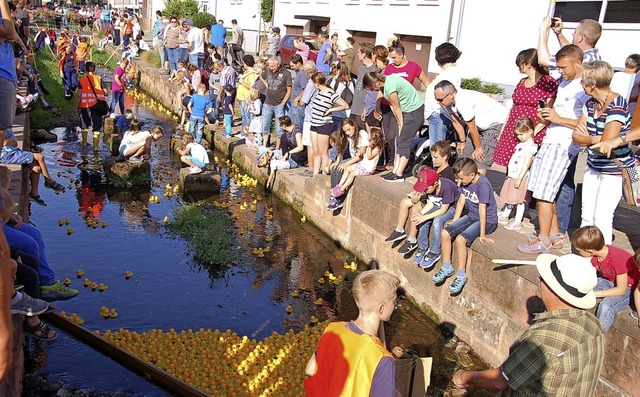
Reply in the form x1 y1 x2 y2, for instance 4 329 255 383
552 17 561 28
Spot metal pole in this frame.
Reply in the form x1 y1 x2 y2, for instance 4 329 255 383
453 0 465 48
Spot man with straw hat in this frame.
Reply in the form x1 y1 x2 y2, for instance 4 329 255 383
453 254 604 396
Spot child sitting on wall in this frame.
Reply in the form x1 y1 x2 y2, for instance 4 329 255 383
178 133 209 174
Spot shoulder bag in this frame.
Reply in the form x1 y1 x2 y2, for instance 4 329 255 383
86 76 109 116
613 157 640 206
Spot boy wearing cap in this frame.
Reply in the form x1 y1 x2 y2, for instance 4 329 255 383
453 253 604 395
266 27 280 58
385 168 459 263
432 158 498 294
571 225 639 331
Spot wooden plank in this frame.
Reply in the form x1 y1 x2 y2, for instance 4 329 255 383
42 313 208 397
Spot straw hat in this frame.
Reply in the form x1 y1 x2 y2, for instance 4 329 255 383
536 254 597 309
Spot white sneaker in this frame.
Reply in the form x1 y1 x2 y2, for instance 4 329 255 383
189 166 202 174
110 113 118 118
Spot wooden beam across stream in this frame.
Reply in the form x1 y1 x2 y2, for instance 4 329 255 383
42 313 209 397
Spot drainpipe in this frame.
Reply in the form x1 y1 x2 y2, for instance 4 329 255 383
446 0 455 42
454 0 465 48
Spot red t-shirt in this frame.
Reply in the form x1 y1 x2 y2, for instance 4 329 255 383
592 245 639 288
384 61 423 84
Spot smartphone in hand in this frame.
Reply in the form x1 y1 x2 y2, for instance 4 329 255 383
538 99 547 108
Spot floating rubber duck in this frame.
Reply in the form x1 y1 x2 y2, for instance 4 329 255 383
317 278 325 284
90 282 98 291
350 262 357 271
63 278 71 287
299 284 306 291
263 246 271 253
310 316 319 324
324 271 332 277
265 236 272 242
314 298 323 305
66 228 75 235
98 283 107 292
343 262 350 269
83 278 91 287
109 308 118 318
101 221 108 228
124 271 134 280
64 218 70 225
76 269 85 278
163 216 169 223
58 219 64 227
100 306 110 318
291 290 299 298
285 305 292 314
301 216 306 223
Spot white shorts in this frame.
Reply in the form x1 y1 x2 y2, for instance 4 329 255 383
302 121 312 147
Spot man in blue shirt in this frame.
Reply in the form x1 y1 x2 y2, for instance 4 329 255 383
316 32 332 77
152 10 163 49
210 19 226 58
0 0 18 152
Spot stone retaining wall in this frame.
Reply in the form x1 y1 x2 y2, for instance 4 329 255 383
129 54 637 397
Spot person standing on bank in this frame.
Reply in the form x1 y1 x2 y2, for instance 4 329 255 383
316 32 332 78
363 71 425 183
453 253 604 396
262 56 292 149
77 62 106 132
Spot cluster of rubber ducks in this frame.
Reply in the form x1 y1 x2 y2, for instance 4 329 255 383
130 89 179 122
148 195 162 204
100 323 329 396
164 182 180 198
82 277 108 292
59 311 85 325
251 246 271 258
99 306 118 319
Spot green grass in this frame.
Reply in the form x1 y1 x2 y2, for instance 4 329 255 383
31 49 78 130
89 46 119 70
141 50 162 69
165 203 234 267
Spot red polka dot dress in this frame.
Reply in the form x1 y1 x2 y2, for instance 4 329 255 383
494 75 558 167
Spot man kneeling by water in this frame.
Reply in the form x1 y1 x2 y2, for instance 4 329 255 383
117 121 164 163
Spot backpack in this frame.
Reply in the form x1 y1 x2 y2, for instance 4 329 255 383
333 78 354 106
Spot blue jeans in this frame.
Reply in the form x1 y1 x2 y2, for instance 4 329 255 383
594 277 631 331
556 151 579 234
208 91 219 122
240 101 251 127
180 47 188 62
123 33 132 49
110 91 125 115
189 52 204 68
4 223 55 286
418 205 456 253
262 103 285 138
224 114 232 135
166 47 180 73
427 110 451 147
444 215 498 247
290 104 305 129
189 115 205 143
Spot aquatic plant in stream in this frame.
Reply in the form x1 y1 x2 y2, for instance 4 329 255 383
165 202 234 267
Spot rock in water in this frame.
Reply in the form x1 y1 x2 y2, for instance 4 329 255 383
179 167 220 193
31 128 58 142
103 157 151 187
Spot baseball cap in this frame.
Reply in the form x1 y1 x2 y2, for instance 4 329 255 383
223 84 234 92
272 27 280 33
413 168 439 192
183 19 194 26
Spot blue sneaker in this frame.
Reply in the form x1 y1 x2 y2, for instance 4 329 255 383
448 275 468 294
419 252 441 270
413 248 428 264
432 266 454 284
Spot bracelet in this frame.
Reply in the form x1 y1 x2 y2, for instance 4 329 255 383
459 140 466 143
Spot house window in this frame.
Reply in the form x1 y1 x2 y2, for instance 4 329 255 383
555 1 602 22
604 1 640 23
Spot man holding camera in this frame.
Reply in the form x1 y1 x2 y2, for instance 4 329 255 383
537 16 602 70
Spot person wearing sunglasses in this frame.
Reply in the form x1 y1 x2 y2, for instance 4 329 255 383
163 16 181 73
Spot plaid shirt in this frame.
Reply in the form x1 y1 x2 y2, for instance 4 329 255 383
220 66 238 89
498 309 604 397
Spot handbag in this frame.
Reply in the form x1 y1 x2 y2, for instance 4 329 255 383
86 76 109 116
613 157 640 206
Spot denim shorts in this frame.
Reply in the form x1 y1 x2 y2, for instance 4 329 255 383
444 215 498 246
189 155 206 168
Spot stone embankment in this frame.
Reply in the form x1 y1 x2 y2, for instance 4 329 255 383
122 50 638 397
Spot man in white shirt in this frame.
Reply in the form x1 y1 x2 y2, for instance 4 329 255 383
183 19 204 68
434 81 508 174
537 16 601 73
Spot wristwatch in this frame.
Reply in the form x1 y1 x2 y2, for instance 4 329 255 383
620 131 627 144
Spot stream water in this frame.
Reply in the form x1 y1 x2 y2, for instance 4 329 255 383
23 92 489 396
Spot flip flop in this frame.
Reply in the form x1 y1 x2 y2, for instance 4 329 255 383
44 180 65 192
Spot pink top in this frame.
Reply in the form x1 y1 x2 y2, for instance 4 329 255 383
384 61 423 84
296 43 310 63
111 66 125 93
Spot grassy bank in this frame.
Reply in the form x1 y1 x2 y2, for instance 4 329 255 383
31 46 118 130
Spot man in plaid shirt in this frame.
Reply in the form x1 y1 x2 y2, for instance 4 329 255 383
452 253 604 396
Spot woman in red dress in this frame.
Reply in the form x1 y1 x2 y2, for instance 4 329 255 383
494 49 558 167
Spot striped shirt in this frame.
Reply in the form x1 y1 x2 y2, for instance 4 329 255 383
584 95 635 174
310 88 340 127
499 309 604 397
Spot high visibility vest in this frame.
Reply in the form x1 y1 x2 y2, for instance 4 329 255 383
79 74 106 108
304 322 393 397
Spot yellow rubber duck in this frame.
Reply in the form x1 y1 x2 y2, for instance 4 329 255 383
310 316 319 324
285 305 292 314
90 282 98 291
291 290 299 298
317 278 325 284
63 278 71 287
124 271 134 280
76 269 85 278
314 298 323 305
109 309 118 318
301 216 306 223
98 283 107 292
83 278 91 287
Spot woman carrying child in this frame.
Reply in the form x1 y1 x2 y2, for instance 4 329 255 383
247 87 263 149
266 116 307 189
498 116 538 230
309 72 349 176
328 127 383 209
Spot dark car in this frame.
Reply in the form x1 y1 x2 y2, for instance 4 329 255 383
277 34 318 66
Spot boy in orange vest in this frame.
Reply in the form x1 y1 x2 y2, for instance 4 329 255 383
304 269 400 397
75 37 89 73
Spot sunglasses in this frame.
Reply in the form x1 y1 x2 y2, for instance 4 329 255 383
170 20 177 23
435 92 451 103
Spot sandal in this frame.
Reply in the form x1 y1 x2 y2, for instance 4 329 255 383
44 179 65 192
29 194 47 207
24 320 58 341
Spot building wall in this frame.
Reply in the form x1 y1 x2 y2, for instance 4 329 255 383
273 0 640 85
207 0 263 54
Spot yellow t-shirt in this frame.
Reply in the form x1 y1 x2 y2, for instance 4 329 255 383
76 42 88 61
236 70 256 102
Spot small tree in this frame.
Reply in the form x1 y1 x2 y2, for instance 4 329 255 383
260 0 273 23
192 12 216 28
163 0 199 19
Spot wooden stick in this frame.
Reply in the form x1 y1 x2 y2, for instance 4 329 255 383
492 259 537 265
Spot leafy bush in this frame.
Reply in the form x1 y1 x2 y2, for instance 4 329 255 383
261 0 273 22
163 0 199 19
192 12 216 29
461 78 505 95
